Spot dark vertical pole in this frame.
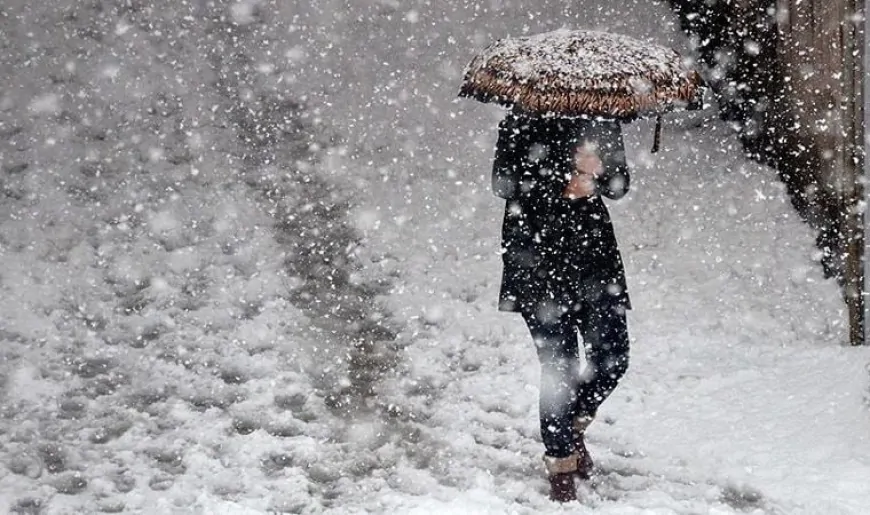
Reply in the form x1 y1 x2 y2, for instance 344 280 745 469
843 0 865 345
863 0 869 344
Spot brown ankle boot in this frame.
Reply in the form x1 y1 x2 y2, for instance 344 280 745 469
573 416 595 480
543 454 579 502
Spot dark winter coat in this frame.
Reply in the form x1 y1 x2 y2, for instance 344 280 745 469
493 112 631 316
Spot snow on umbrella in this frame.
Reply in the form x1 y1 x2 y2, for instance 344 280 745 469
458 29 704 151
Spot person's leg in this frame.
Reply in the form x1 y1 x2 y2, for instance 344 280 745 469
521 308 581 459
569 302 629 479
575 302 630 420
522 307 582 501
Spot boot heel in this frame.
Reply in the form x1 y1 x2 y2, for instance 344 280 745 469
543 454 579 502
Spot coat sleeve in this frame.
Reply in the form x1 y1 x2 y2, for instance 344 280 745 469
593 121 631 200
491 115 524 199
492 116 570 200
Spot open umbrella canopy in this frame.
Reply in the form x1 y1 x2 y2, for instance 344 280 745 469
458 29 704 120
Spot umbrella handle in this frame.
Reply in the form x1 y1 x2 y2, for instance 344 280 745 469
651 115 662 153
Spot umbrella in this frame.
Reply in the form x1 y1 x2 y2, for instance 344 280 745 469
458 29 704 152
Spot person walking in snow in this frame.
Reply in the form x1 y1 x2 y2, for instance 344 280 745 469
492 110 631 502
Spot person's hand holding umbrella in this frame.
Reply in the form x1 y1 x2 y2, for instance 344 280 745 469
563 143 603 199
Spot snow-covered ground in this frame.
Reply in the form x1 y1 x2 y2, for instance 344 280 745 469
2 0 870 514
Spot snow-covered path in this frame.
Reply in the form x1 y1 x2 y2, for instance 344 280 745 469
290 0 870 513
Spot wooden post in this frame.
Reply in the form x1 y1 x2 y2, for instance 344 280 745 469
866 0 870 345
861 0 869 345
843 0 865 345
777 0 865 345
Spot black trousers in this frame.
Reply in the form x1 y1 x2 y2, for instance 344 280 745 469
522 301 630 458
